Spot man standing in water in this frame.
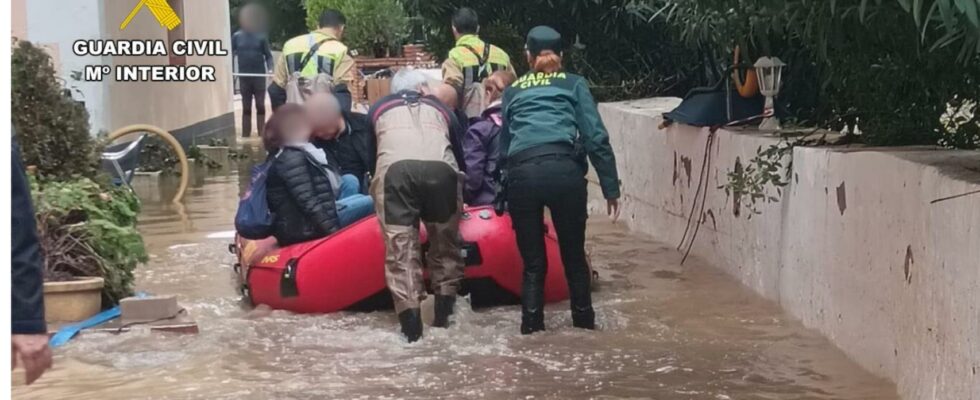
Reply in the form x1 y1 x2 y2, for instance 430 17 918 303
368 69 466 342
232 3 274 138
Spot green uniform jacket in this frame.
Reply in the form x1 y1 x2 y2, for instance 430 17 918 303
501 71 620 199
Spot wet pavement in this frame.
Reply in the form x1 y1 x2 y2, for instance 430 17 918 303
13 145 899 399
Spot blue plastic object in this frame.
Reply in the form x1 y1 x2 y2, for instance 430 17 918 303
49 307 121 348
49 292 149 348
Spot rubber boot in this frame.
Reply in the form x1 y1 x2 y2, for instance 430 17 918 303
432 295 456 328
571 307 595 330
398 308 423 343
568 274 595 330
520 280 546 335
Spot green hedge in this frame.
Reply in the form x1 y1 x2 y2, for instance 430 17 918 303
306 0 409 56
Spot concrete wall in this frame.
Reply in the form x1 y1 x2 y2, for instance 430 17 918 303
11 0 27 41
22 0 111 133
102 0 234 144
594 98 980 400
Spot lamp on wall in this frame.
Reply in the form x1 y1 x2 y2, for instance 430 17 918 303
754 56 786 131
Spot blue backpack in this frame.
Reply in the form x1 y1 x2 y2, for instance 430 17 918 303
235 159 276 239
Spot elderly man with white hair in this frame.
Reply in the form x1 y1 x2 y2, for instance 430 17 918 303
304 92 376 192
367 68 467 342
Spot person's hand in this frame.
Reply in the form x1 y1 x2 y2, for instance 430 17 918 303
12 334 53 385
606 198 620 222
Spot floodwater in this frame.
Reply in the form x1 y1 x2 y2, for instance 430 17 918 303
13 143 899 399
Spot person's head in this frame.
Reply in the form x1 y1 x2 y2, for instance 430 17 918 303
451 8 479 39
390 68 430 94
304 93 344 140
264 104 312 151
484 70 517 104
318 9 346 38
524 26 563 74
427 82 459 110
238 3 267 33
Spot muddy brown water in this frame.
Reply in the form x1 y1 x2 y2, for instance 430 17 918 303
13 145 898 399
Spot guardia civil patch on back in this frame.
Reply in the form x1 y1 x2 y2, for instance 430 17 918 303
513 72 572 89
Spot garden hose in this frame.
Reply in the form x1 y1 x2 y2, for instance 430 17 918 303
106 124 189 204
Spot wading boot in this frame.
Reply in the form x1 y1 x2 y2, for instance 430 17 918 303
571 307 595 330
398 308 423 343
432 295 456 328
569 274 595 330
521 273 547 334
521 311 545 335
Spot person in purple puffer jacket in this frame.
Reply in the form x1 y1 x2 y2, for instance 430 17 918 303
462 70 517 205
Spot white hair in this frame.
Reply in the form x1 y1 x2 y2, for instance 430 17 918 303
390 68 430 93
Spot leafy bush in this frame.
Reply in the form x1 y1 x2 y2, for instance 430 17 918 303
414 0 698 101
31 177 147 305
643 0 980 148
306 0 410 56
12 41 99 179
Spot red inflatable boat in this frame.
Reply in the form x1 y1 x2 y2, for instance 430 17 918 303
232 206 572 313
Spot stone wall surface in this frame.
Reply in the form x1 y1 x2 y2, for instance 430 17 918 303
592 98 980 400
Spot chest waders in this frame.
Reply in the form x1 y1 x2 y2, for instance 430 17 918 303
369 93 465 342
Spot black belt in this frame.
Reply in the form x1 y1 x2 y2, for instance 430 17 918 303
507 142 576 167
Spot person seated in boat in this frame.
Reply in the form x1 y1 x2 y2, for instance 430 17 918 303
304 93 376 192
264 104 374 246
368 69 466 342
462 70 516 205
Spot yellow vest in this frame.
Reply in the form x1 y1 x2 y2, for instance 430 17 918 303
281 31 348 78
447 35 511 86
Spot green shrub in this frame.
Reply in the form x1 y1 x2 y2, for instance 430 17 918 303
306 0 410 56
12 41 99 179
30 177 147 305
413 0 698 101
645 0 980 148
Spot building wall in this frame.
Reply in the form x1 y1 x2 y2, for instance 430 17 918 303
101 0 234 145
593 98 980 400
22 0 111 133
11 0 27 41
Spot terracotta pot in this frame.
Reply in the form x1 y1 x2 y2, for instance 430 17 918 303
43 277 104 323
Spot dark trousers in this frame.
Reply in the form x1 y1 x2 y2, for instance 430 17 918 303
507 156 593 327
240 77 266 137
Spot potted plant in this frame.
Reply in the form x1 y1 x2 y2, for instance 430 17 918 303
14 40 148 323
31 178 147 323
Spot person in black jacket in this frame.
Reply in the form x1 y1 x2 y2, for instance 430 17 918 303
265 104 342 246
305 93 376 191
11 139 53 385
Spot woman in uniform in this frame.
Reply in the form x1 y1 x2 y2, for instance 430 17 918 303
500 26 621 334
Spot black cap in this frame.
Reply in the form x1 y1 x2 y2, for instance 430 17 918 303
526 26 561 56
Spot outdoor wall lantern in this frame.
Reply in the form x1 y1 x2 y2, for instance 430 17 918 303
754 56 786 131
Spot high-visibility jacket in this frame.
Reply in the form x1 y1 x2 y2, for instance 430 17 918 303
441 35 514 90
442 35 514 118
272 29 354 88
